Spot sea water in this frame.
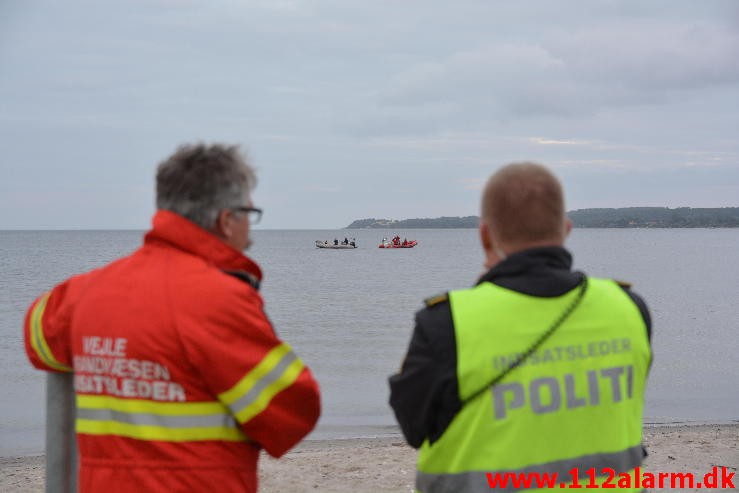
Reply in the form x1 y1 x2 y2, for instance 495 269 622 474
1 228 737 456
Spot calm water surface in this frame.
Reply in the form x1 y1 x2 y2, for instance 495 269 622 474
1 228 737 456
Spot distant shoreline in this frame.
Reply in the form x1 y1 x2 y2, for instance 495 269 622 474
346 207 739 229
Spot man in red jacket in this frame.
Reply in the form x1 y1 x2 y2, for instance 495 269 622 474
24 143 321 492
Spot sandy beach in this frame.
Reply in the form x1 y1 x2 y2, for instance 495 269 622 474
1 424 736 492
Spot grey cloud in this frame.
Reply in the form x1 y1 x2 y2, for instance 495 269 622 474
366 14 739 130
1 0 737 229
550 23 739 90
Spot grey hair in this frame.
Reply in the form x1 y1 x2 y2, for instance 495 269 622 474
156 143 257 230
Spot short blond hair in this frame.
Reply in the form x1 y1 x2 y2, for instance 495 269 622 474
481 162 566 245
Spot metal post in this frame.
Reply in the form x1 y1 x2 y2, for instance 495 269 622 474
46 372 78 493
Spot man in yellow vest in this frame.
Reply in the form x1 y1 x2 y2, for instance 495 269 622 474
389 162 652 492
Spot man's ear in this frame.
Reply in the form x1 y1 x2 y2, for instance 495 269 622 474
480 220 492 254
480 220 497 269
214 209 232 239
564 217 573 238
481 219 508 268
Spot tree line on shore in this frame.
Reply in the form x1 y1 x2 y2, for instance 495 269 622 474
345 207 739 229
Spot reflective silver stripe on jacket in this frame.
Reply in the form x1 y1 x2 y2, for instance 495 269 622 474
416 445 644 493
76 407 240 429
228 350 298 416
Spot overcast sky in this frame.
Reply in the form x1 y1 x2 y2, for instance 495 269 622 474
1 1 738 229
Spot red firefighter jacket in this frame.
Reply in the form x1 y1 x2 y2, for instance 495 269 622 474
24 210 321 492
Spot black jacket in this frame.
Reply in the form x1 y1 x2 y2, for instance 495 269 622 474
388 246 651 449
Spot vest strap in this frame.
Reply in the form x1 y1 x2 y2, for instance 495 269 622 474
462 274 588 406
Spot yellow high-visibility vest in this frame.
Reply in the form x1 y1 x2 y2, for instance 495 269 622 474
417 278 651 493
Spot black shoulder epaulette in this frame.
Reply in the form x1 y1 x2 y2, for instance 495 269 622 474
424 292 449 308
222 270 261 291
615 279 632 289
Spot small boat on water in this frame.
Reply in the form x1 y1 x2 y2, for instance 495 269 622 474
379 236 418 249
316 239 357 249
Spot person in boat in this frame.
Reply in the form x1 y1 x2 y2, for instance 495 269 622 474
22 143 320 493
402 238 408 246
343 237 349 245
334 238 339 245
350 238 356 247
392 235 401 246
389 162 652 493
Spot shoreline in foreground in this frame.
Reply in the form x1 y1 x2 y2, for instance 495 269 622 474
2 423 737 492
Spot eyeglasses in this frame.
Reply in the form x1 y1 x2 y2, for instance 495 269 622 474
231 206 262 224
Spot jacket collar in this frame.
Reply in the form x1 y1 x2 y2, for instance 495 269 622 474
477 246 572 285
144 210 263 283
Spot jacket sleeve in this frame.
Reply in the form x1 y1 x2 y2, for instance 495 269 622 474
180 285 320 458
388 303 460 448
23 280 75 373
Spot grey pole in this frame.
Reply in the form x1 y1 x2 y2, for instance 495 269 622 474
46 372 78 493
